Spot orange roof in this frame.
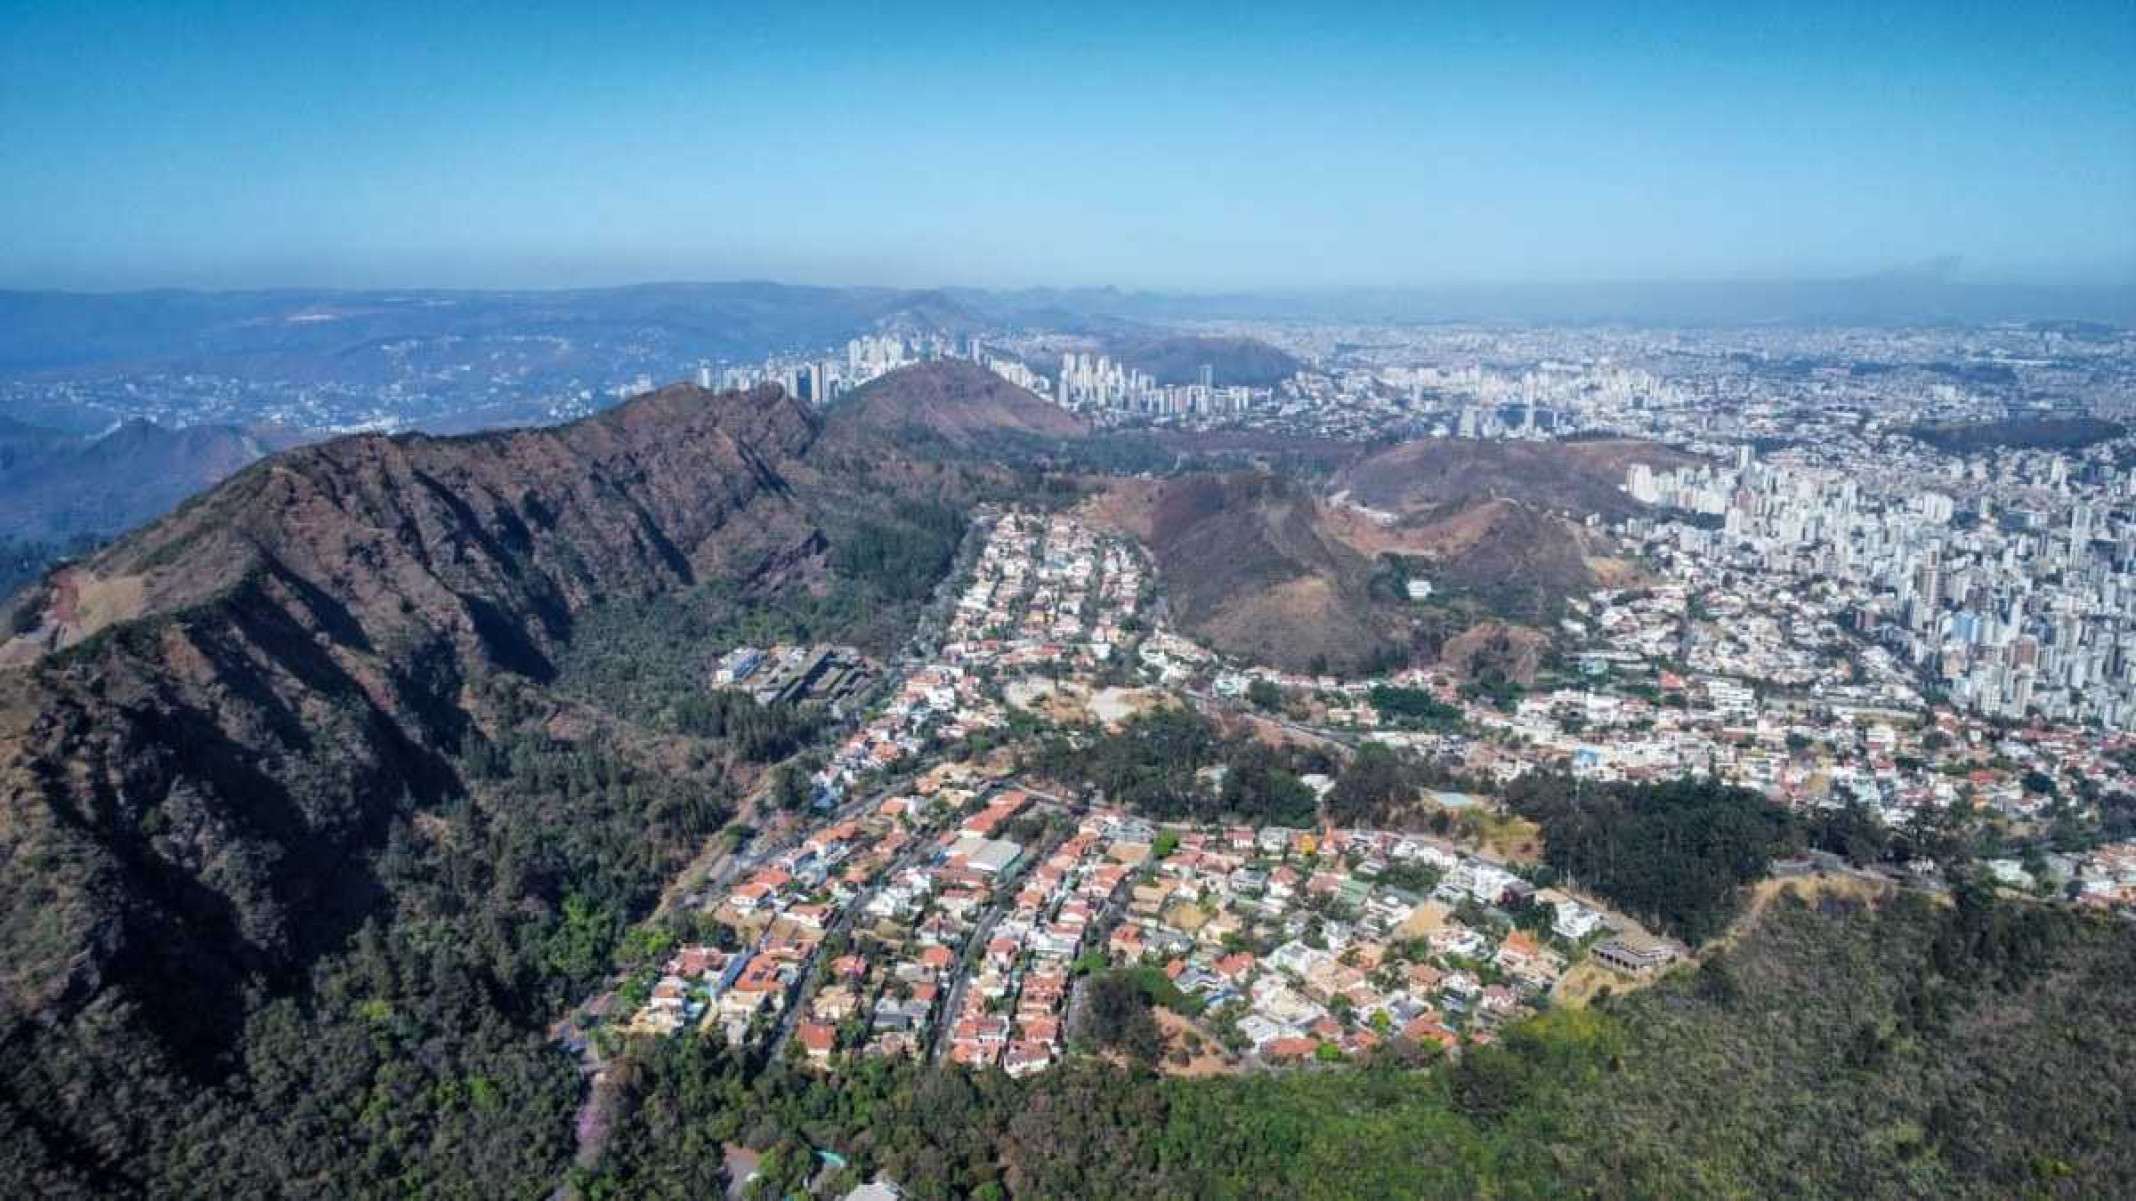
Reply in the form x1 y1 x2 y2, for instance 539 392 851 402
1401 1019 1458 1048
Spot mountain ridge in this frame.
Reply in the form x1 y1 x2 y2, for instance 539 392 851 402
0 371 1030 1194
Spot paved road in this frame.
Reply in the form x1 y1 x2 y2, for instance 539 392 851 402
763 823 941 1060
926 822 1072 1064
1060 856 1138 1047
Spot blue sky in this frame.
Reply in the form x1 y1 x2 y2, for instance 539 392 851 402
2 1 2131 290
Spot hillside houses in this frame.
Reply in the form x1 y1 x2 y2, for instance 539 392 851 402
1089 825 1633 1063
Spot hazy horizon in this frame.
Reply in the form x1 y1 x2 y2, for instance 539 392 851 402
6 262 2135 299
5 2 2132 293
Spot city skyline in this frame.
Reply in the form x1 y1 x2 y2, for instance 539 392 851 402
4 1 2132 292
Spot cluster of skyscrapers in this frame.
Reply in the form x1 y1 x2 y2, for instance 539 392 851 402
1632 447 2136 729
1053 352 1264 416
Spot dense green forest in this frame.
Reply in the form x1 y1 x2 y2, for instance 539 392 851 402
1507 774 1802 944
1025 708 1333 826
1367 684 1466 731
829 499 968 603
1325 741 1429 827
0 676 738 1198
581 886 2136 1200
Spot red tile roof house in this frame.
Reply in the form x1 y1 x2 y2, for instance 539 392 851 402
1109 924 1145 959
728 880 778 913
786 903 832 931
1264 1037 1320 1061
648 977 688 1010
1401 1018 1459 1051
796 1021 839 1065
953 1015 1010 1046
667 945 719 978
1341 1028 1382 1056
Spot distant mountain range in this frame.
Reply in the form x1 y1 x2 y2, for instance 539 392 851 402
945 275 2136 327
3 275 2128 386
0 283 985 377
0 416 293 544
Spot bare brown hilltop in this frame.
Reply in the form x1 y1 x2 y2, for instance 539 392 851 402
2 382 826 667
1089 435 1687 675
1333 436 1701 522
1132 472 1399 674
828 358 1086 451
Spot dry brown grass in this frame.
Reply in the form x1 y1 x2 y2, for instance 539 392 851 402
1074 477 1164 541
1711 872 1904 953
1440 623 1549 685
1163 901 1211 932
1396 900 1455 939
1551 959 1626 1008
1154 1007 1241 1077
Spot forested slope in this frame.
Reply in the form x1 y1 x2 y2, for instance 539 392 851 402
586 887 2136 1200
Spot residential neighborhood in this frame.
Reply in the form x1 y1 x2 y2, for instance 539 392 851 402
590 499 2136 1088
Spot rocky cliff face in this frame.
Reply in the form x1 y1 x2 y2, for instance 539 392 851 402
0 383 830 1060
